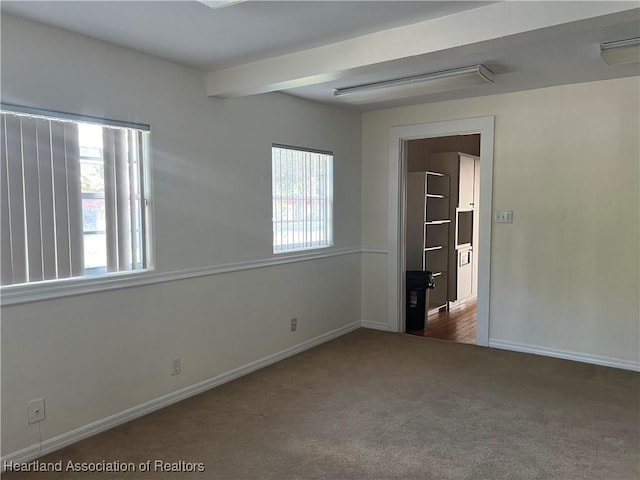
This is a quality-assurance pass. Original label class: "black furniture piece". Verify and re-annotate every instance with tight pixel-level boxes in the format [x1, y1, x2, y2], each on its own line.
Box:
[406, 271, 435, 332]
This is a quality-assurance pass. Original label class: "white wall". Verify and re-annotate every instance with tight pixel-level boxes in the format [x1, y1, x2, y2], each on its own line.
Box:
[362, 77, 640, 366]
[0, 15, 362, 456]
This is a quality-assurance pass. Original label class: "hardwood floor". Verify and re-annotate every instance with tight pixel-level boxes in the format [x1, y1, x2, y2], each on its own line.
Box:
[408, 298, 477, 344]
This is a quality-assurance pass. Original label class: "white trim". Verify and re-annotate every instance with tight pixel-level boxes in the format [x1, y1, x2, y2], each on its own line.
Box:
[361, 247, 388, 254]
[388, 116, 494, 346]
[489, 339, 640, 372]
[1, 247, 361, 306]
[1, 321, 361, 466]
[361, 319, 393, 331]
[448, 296, 477, 311]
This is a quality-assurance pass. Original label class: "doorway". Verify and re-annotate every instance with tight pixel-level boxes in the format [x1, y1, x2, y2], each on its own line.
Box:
[386, 117, 494, 346]
[404, 135, 480, 344]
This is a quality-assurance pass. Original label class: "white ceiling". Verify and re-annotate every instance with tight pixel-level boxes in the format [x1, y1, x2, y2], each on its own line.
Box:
[2, 1, 639, 111]
[0, 1, 491, 70]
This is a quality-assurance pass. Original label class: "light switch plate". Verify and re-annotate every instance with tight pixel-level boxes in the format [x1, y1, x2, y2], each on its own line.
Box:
[494, 210, 513, 223]
[171, 357, 181, 376]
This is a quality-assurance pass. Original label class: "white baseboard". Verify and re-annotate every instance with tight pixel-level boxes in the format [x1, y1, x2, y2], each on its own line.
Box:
[489, 339, 640, 372]
[448, 296, 477, 311]
[361, 320, 393, 332]
[2, 321, 361, 466]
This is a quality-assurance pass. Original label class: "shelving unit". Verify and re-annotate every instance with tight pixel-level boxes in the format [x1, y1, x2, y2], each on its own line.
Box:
[406, 171, 451, 313]
[424, 172, 450, 311]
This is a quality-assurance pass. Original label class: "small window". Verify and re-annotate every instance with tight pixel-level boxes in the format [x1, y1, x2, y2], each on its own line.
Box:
[0, 106, 152, 286]
[272, 144, 333, 253]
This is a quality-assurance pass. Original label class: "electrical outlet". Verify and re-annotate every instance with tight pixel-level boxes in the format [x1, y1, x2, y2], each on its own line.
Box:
[171, 357, 181, 376]
[290, 318, 297, 332]
[28, 398, 45, 424]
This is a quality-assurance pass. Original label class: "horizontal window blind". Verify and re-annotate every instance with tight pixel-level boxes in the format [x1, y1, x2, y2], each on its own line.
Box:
[272, 145, 333, 253]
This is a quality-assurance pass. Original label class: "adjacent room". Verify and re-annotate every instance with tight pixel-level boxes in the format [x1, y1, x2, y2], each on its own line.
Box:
[405, 134, 481, 344]
[1, 1, 639, 479]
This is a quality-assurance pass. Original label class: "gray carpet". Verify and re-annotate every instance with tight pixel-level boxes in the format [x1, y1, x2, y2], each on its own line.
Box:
[4, 329, 639, 479]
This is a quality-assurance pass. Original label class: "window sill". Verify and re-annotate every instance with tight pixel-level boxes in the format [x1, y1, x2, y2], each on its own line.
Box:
[0, 269, 155, 307]
[273, 244, 333, 255]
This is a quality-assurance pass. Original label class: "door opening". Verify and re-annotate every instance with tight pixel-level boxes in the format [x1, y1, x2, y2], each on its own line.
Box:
[386, 117, 494, 347]
[405, 136, 480, 344]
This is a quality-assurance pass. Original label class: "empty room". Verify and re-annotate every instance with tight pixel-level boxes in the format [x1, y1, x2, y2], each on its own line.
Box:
[1, 1, 639, 479]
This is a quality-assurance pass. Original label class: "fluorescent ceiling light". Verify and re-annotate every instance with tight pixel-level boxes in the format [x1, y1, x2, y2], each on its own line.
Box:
[196, 0, 246, 9]
[333, 65, 494, 105]
[600, 37, 640, 66]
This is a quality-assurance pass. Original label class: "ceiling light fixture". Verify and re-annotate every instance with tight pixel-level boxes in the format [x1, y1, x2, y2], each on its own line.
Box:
[600, 37, 640, 66]
[196, 0, 246, 9]
[333, 65, 494, 105]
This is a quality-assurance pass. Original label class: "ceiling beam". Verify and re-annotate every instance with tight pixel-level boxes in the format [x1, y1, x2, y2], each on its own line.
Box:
[206, 1, 638, 98]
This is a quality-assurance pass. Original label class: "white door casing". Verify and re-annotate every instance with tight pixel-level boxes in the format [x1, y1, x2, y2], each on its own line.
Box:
[387, 116, 495, 346]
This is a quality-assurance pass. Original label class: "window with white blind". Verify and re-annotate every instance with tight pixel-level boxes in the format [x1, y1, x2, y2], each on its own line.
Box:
[0, 105, 152, 287]
[272, 144, 333, 253]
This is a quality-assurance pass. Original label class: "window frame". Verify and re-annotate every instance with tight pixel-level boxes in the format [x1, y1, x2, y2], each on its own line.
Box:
[271, 143, 334, 254]
[0, 104, 155, 301]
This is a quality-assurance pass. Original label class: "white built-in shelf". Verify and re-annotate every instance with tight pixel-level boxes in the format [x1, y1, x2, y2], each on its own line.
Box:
[408, 169, 451, 312]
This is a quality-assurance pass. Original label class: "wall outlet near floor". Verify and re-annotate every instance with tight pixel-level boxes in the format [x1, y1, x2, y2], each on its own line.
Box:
[28, 398, 45, 424]
[171, 357, 181, 376]
[290, 318, 297, 332]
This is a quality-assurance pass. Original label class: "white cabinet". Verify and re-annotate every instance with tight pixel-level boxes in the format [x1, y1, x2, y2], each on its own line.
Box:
[458, 154, 475, 209]
[471, 157, 480, 296]
[456, 154, 479, 302]
[457, 247, 473, 300]
[454, 154, 479, 302]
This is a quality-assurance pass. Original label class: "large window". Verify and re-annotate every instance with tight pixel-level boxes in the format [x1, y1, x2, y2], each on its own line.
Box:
[272, 144, 333, 253]
[0, 106, 151, 287]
